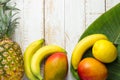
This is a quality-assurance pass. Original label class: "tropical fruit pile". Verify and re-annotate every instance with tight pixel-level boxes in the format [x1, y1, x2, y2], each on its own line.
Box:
[71, 3, 120, 80]
[71, 34, 117, 80]
[0, 0, 120, 80]
[24, 39, 68, 80]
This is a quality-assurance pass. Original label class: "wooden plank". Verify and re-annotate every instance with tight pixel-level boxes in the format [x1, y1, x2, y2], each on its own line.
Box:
[65, 0, 86, 80]
[45, 0, 65, 47]
[11, 0, 24, 51]
[85, 0, 105, 27]
[19, 0, 44, 80]
[23, 0, 44, 51]
[106, 0, 120, 11]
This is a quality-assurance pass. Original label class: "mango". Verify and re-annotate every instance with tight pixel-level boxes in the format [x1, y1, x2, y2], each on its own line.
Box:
[77, 57, 108, 80]
[44, 52, 68, 80]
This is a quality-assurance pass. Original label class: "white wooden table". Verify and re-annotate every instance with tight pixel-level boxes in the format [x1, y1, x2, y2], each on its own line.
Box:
[12, 0, 120, 80]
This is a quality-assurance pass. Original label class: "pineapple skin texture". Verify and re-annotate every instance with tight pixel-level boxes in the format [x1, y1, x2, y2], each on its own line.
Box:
[0, 38, 24, 80]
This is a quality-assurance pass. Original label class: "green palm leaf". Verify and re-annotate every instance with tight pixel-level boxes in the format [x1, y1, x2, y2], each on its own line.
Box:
[71, 3, 120, 80]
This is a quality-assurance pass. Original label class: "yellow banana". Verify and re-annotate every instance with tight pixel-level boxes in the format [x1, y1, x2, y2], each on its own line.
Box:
[71, 34, 108, 70]
[24, 39, 44, 80]
[31, 45, 66, 80]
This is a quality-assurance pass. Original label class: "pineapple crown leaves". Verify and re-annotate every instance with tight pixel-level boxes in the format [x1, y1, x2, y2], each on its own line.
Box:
[0, 0, 10, 5]
[0, 3, 19, 39]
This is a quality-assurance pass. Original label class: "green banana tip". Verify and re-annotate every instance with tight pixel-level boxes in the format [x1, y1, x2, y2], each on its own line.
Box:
[38, 76, 43, 80]
[39, 38, 45, 42]
[70, 64, 80, 80]
[62, 50, 67, 54]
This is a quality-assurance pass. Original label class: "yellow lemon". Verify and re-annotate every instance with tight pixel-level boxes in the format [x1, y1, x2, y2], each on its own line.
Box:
[92, 39, 117, 63]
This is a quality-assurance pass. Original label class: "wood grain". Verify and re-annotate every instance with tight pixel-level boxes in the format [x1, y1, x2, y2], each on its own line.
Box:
[23, 0, 44, 51]
[13, 0, 24, 51]
[85, 0, 105, 27]
[106, 0, 120, 10]
[65, 0, 86, 80]
[45, 0, 65, 47]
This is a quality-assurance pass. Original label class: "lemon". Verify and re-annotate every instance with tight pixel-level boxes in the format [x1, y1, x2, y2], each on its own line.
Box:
[92, 39, 117, 63]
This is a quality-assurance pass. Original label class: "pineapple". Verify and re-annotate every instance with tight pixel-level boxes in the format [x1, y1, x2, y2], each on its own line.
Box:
[0, 0, 24, 80]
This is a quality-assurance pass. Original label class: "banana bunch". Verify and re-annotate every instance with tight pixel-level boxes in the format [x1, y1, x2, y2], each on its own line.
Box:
[24, 39, 66, 80]
[71, 34, 108, 79]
